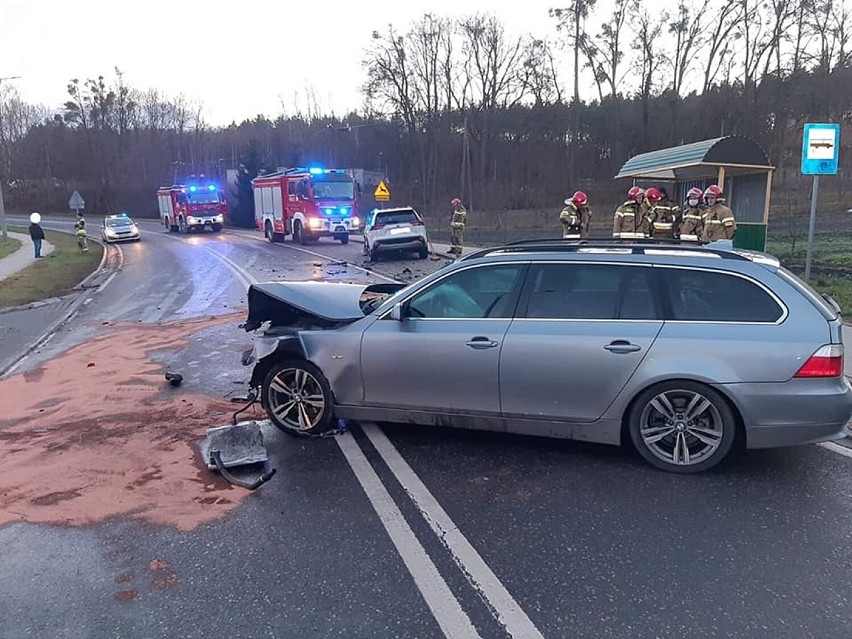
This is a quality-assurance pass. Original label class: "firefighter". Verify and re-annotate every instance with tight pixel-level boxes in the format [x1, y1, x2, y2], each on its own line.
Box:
[701, 184, 736, 242]
[559, 191, 592, 239]
[644, 187, 678, 239]
[449, 197, 467, 255]
[73, 211, 89, 253]
[612, 186, 650, 238]
[678, 187, 705, 241]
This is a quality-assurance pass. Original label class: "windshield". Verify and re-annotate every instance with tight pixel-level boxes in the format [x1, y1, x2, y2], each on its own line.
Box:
[106, 217, 134, 227]
[310, 179, 354, 200]
[188, 191, 222, 204]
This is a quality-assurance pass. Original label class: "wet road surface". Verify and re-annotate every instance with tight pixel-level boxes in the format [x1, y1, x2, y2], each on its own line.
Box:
[1, 219, 852, 638]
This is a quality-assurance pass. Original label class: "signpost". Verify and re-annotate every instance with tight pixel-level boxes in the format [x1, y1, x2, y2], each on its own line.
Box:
[373, 180, 390, 202]
[801, 123, 840, 280]
[69, 190, 86, 217]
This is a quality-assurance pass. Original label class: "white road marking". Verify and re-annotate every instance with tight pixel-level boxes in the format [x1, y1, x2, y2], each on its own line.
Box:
[817, 441, 852, 460]
[361, 423, 545, 639]
[96, 244, 124, 293]
[335, 431, 482, 639]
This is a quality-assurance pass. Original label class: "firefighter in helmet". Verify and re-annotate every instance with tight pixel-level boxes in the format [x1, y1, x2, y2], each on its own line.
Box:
[645, 187, 677, 239]
[449, 197, 467, 255]
[678, 187, 705, 241]
[559, 191, 592, 239]
[701, 185, 736, 242]
[613, 186, 650, 239]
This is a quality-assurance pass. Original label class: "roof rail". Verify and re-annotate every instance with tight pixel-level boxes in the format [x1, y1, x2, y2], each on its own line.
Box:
[460, 238, 751, 262]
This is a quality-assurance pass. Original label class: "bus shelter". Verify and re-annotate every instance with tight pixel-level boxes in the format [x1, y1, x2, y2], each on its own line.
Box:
[615, 136, 774, 251]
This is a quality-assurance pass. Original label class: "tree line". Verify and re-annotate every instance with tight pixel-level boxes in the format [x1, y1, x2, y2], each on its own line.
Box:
[0, 0, 850, 223]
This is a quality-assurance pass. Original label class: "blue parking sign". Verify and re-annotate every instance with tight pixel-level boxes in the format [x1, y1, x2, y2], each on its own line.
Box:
[801, 123, 840, 175]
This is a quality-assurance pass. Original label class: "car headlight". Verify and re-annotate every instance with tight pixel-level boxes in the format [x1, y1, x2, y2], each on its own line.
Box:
[351, 217, 360, 226]
[105, 229, 117, 236]
[309, 218, 323, 229]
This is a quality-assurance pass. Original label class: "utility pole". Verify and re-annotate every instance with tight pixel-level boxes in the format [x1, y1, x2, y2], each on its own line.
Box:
[0, 75, 22, 239]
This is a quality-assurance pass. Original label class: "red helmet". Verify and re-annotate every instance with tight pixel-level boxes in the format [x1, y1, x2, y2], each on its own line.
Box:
[571, 191, 587, 206]
[451, 198, 462, 206]
[627, 186, 645, 201]
[703, 185, 723, 200]
[686, 187, 703, 200]
[644, 187, 662, 203]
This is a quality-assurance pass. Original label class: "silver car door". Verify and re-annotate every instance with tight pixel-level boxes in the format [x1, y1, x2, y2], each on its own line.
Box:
[500, 262, 663, 423]
[360, 263, 528, 414]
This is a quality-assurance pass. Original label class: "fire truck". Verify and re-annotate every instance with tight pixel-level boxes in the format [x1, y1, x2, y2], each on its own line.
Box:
[158, 180, 227, 233]
[252, 167, 361, 245]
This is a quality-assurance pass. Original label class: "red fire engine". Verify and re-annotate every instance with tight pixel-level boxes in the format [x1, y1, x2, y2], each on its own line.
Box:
[158, 181, 227, 233]
[252, 167, 361, 245]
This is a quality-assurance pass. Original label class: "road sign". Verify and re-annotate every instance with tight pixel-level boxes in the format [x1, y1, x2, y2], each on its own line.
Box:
[374, 180, 390, 202]
[68, 190, 86, 211]
[801, 123, 840, 175]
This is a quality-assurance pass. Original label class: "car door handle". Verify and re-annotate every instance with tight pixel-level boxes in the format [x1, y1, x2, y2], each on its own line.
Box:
[604, 340, 642, 354]
[466, 336, 499, 349]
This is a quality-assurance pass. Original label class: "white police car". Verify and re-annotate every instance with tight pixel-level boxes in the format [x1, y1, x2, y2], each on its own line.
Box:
[101, 213, 141, 243]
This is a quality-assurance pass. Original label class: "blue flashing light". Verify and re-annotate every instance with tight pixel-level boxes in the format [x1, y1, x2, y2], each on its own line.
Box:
[309, 166, 324, 175]
[339, 207, 349, 216]
[324, 208, 334, 216]
[207, 184, 216, 191]
[189, 185, 198, 192]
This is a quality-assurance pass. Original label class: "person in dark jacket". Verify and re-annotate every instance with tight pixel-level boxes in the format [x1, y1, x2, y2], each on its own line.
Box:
[28, 212, 45, 258]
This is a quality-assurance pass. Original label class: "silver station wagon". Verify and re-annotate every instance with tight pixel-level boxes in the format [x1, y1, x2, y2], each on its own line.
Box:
[242, 240, 852, 473]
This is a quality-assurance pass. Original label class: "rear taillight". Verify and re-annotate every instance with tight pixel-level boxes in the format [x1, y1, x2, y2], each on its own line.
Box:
[413, 219, 424, 226]
[373, 223, 385, 229]
[795, 344, 844, 378]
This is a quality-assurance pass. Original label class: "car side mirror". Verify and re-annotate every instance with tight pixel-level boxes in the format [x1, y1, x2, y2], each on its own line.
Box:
[390, 303, 404, 321]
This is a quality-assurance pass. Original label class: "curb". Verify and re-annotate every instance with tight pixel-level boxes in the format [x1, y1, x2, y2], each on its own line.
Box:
[0, 233, 110, 316]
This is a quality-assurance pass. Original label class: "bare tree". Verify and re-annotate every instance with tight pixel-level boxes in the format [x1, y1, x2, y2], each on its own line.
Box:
[458, 14, 527, 110]
[631, 0, 669, 146]
[519, 38, 563, 106]
[668, 0, 707, 97]
[701, 0, 742, 92]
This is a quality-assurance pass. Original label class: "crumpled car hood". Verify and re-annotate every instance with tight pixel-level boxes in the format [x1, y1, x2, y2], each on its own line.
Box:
[243, 281, 404, 332]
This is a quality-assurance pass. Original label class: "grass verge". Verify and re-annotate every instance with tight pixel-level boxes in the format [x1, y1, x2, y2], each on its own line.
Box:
[0, 235, 22, 260]
[0, 226, 103, 309]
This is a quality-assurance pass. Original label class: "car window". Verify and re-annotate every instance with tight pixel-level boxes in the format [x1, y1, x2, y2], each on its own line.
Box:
[407, 265, 524, 319]
[662, 268, 783, 322]
[374, 210, 420, 227]
[521, 263, 657, 320]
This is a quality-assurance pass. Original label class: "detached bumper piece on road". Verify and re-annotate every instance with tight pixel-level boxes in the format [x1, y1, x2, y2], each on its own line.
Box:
[200, 420, 277, 490]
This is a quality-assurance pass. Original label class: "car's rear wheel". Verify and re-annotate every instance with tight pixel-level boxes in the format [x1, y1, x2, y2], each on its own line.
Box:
[338, 234, 349, 245]
[265, 220, 275, 243]
[370, 247, 380, 262]
[418, 246, 429, 259]
[628, 381, 736, 474]
[262, 360, 334, 436]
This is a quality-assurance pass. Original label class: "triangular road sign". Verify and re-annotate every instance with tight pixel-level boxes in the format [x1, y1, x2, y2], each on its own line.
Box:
[68, 190, 86, 210]
[373, 180, 391, 201]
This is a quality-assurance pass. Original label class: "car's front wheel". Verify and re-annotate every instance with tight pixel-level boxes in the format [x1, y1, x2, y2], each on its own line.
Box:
[628, 381, 737, 474]
[262, 360, 334, 436]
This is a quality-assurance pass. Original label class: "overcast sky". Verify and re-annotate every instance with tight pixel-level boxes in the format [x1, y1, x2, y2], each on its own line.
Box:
[1, 0, 567, 126]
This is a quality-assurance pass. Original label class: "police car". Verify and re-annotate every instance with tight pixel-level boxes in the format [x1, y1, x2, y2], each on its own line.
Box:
[101, 213, 141, 243]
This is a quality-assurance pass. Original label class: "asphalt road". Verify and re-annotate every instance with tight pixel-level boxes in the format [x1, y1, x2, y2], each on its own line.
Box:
[2, 218, 852, 639]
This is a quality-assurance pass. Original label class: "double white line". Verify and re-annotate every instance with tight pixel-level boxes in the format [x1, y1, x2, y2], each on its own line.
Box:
[341, 424, 545, 639]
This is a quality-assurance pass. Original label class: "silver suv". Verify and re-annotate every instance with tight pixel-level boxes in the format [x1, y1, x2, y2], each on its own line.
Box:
[242, 240, 852, 473]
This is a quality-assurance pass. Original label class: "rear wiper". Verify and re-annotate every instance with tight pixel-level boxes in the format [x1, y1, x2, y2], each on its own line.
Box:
[821, 293, 843, 316]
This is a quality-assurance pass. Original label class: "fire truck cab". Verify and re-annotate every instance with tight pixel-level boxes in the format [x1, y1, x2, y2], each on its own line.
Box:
[253, 167, 361, 245]
[158, 182, 226, 234]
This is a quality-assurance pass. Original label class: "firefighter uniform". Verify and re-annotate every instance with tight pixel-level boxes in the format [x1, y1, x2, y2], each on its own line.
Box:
[74, 213, 89, 253]
[678, 207, 705, 242]
[449, 205, 467, 254]
[701, 203, 736, 242]
[559, 202, 592, 239]
[612, 201, 650, 238]
[648, 202, 678, 239]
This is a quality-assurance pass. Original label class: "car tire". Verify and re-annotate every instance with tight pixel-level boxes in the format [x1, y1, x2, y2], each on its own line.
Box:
[628, 380, 737, 474]
[339, 234, 349, 245]
[293, 221, 304, 245]
[212, 223, 223, 232]
[179, 217, 188, 233]
[265, 221, 275, 243]
[370, 248, 380, 262]
[418, 246, 429, 259]
[262, 359, 335, 437]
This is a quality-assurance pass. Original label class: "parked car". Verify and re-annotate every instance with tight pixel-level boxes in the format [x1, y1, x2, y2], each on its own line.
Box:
[101, 213, 141, 243]
[363, 207, 429, 261]
[241, 239, 852, 473]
